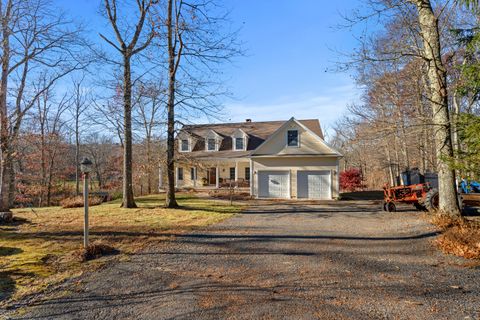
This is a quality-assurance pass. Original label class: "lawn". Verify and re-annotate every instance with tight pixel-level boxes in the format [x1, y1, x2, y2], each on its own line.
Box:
[0, 193, 241, 305]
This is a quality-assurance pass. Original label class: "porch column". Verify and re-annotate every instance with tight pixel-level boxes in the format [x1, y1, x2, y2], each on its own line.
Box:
[193, 166, 197, 188]
[234, 161, 238, 184]
[175, 166, 178, 188]
[249, 159, 253, 195]
[215, 165, 220, 188]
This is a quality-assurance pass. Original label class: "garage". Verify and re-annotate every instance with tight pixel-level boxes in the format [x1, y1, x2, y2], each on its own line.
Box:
[258, 171, 290, 198]
[297, 170, 331, 199]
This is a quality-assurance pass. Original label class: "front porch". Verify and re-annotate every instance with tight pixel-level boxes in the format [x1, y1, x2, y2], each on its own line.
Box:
[167, 159, 252, 192]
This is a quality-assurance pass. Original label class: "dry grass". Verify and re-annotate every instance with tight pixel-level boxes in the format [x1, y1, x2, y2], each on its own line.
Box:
[0, 193, 240, 305]
[60, 196, 104, 208]
[429, 213, 480, 260]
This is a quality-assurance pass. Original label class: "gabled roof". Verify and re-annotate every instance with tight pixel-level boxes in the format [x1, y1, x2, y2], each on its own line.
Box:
[251, 117, 342, 157]
[176, 118, 332, 160]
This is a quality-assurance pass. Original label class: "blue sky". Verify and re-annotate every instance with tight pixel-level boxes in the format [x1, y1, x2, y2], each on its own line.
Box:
[56, 0, 362, 138]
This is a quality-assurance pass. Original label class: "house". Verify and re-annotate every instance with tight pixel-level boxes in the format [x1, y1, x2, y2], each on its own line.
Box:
[168, 117, 342, 200]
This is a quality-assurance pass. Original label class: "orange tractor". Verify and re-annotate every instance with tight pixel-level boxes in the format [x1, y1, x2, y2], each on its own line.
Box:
[383, 183, 439, 212]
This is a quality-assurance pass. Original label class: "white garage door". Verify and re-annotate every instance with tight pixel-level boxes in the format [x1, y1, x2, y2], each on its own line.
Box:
[258, 171, 290, 199]
[297, 171, 331, 199]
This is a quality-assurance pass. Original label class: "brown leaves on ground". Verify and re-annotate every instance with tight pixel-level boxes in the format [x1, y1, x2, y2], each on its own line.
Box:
[430, 213, 480, 260]
[60, 196, 104, 208]
[72, 242, 119, 262]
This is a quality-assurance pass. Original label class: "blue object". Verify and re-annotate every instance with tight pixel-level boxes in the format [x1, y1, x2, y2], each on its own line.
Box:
[459, 179, 480, 194]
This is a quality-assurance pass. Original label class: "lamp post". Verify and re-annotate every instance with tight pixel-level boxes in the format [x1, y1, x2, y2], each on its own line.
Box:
[80, 157, 93, 248]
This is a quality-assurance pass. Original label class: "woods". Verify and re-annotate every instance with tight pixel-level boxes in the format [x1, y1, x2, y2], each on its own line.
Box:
[0, 0, 238, 214]
[332, 0, 480, 215]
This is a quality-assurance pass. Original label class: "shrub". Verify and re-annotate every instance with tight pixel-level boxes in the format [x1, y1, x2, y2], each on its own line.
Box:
[110, 191, 123, 201]
[60, 196, 104, 208]
[340, 168, 364, 192]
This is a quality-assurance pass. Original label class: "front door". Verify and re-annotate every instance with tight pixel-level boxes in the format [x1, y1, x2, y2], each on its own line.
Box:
[208, 168, 216, 185]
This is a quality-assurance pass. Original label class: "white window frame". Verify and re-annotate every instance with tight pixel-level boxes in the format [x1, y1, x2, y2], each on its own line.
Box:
[180, 139, 190, 152]
[286, 129, 300, 148]
[207, 138, 217, 151]
[234, 137, 245, 151]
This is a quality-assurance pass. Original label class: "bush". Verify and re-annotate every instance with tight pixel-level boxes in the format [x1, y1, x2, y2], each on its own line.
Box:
[60, 196, 104, 208]
[340, 168, 365, 192]
[110, 191, 123, 201]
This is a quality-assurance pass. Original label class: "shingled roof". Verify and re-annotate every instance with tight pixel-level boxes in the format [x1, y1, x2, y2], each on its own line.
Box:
[177, 119, 324, 160]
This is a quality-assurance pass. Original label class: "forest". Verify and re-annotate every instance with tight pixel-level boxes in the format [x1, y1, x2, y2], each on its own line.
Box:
[331, 0, 480, 205]
[0, 0, 240, 211]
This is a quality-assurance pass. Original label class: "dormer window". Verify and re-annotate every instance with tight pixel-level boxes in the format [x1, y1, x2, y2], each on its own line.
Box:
[287, 130, 299, 147]
[232, 128, 248, 151]
[207, 138, 216, 151]
[180, 139, 189, 152]
[235, 137, 244, 150]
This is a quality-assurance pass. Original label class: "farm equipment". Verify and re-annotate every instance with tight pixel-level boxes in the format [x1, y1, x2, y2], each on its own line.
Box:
[383, 183, 438, 212]
[458, 179, 480, 210]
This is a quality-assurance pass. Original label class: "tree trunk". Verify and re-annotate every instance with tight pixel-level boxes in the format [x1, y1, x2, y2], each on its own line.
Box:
[165, 0, 178, 208]
[75, 117, 80, 195]
[0, 0, 12, 213]
[7, 153, 14, 207]
[122, 56, 137, 208]
[146, 138, 152, 194]
[414, 0, 460, 215]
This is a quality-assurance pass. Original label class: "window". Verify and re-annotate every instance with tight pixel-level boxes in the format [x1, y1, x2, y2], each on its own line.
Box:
[229, 167, 235, 180]
[245, 167, 250, 181]
[178, 167, 184, 180]
[181, 139, 189, 152]
[207, 138, 216, 151]
[235, 137, 244, 150]
[190, 167, 195, 180]
[287, 130, 299, 147]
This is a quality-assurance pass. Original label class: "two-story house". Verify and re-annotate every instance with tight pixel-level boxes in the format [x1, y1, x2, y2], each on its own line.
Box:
[168, 117, 342, 200]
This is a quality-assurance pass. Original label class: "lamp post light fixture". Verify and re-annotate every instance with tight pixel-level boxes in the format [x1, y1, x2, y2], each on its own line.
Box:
[80, 157, 93, 248]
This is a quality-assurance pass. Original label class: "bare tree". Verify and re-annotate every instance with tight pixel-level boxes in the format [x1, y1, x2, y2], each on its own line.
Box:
[68, 76, 90, 195]
[99, 0, 158, 208]
[409, 0, 460, 215]
[162, 0, 241, 208]
[133, 81, 166, 194]
[0, 0, 87, 214]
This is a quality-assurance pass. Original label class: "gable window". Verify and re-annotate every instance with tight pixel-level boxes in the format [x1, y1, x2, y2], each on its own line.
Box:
[207, 138, 216, 151]
[287, 130, 299, 147]
[229, 167, 235, 180]
[235, 137, 244, 150]
[181, 139, 189, 152]
[245, 167, 250, 181]
[177, 167, 184, 180]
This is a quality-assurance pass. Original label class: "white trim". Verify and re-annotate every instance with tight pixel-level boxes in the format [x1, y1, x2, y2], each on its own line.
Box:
[231, 128, 248, 151]
[233, 136, 246, 151]
[249, 158, 253, 195]
[206, 138, 218, 152]
[286, 129, 300, 148]
[179, 138, 191, 152]
[234, 161, 238, 182]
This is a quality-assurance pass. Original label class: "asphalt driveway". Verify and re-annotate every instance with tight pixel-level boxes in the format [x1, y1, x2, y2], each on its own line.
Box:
[5, 201, 480, 320]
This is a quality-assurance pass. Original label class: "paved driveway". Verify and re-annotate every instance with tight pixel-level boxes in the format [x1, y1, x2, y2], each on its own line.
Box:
[6, 201, 480, 319]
